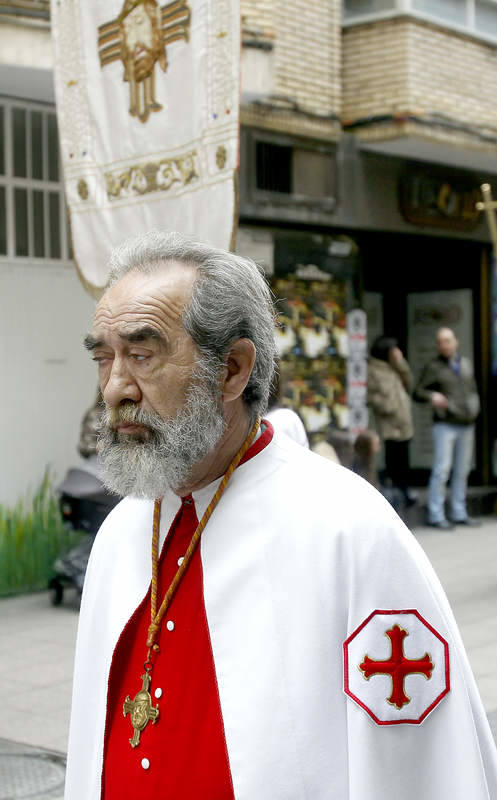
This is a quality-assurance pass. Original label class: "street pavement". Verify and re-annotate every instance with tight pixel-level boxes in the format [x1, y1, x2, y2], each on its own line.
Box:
[0, 590, 78, 755]
[0, 516, 496, 797]
[416, 516, 497, 716]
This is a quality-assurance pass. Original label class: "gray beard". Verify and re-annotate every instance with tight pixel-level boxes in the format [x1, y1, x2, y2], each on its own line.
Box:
[97, 367, 226, 499]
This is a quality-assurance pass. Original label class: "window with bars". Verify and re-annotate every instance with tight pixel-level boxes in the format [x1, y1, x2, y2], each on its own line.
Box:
[343, 0, 497, 41]
[0, 98, 70, 261]
[0, 1, 50, 21]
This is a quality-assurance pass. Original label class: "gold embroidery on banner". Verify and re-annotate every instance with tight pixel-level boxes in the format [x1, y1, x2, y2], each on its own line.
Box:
[77, 179, 89, 200]
[216, 145, 227, 170]
[97, 0, 191, 124]
[104, 149, 199, 200]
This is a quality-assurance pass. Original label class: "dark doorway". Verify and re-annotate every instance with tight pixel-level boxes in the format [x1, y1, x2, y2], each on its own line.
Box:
[358, 230, 488, 485]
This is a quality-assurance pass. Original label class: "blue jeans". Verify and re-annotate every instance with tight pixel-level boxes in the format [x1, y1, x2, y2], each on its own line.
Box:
[427, 423, 475, 523]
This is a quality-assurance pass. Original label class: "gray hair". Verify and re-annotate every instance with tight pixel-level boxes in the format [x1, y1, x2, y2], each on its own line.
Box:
[107, 231, 277, 422]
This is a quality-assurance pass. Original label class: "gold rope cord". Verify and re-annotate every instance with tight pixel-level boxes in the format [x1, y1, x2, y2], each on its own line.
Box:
[146, 415, 261, 651]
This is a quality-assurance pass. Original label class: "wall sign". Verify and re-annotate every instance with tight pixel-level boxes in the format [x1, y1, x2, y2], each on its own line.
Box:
[400, 173, 480, 231]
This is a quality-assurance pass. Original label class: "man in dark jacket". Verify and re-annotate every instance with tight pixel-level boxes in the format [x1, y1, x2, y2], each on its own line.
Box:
[414, 327, 480, 529]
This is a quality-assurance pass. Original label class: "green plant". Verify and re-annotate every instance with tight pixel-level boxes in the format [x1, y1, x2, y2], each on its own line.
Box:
[0, 468, 84, 597]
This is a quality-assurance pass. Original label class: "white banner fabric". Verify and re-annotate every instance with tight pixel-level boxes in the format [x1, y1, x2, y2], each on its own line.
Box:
[51, 0, 240, 289]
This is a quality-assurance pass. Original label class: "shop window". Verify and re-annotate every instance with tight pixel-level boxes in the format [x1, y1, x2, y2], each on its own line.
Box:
[343, 0, 497, 43]
[344, 0, 396, 20]
[243, 129, 336, 224]
[411, 0, 467, 25]
[475, 0, 497, 37]
[255, 140, 335, 200]
[0, 98, 70, 261]
[256, 142, 292, 193]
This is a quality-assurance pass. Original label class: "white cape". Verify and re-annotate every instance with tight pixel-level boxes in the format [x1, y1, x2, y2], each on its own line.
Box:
[65, 431, 497, 799]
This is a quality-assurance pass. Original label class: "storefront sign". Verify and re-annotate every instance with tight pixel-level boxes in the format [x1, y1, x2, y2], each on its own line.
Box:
[400, 174, 480, 231]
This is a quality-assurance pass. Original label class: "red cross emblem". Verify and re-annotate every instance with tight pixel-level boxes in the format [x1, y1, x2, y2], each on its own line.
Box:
[359, 624, 434, 710]
[344, 610, 450, 725]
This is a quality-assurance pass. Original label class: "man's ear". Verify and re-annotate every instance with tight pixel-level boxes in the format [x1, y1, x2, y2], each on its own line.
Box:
[222, 339, 256, 404]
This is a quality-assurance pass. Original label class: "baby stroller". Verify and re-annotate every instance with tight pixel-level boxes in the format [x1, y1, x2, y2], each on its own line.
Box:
[48, 467, 119, 605]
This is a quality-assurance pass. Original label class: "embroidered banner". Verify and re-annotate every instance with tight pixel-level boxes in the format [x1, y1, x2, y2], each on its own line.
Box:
[51, 0, 240, 290]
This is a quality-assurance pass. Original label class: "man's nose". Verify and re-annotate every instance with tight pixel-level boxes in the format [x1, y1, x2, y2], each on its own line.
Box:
[102, 359, 141, 407]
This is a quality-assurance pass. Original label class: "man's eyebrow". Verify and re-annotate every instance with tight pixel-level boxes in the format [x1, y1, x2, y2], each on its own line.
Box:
[83, 327, 167, 351]
[83, 334, 101, 351]
[119, 326, 167, 345]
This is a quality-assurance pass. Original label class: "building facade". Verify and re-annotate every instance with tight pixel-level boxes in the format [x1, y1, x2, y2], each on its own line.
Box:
[239, 0, 497, 484]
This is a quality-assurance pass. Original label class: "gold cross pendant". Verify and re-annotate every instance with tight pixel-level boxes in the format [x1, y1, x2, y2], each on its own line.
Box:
[123, 672, 159, 748]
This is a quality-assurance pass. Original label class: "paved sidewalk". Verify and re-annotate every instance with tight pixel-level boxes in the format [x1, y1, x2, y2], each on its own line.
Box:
[0, 516, 496, 798]
[0, 739, 66, 800]
[416, 515, 497, 713]
[0, 590, 79, 754]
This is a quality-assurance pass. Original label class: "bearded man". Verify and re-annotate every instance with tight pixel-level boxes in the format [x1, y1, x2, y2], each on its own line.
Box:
[65, 232, 497, 799]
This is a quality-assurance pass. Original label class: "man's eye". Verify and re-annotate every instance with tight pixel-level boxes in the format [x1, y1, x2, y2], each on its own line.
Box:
[92, 356, 110, 364]
[132, 354, 149, 362]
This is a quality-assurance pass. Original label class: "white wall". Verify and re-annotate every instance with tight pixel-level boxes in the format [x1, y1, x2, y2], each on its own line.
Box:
[0, 261, 97, 506]
[0, 23, 53, 70]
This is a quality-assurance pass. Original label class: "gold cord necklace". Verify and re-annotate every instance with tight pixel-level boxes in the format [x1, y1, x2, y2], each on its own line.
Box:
[123, 416, 261, 748]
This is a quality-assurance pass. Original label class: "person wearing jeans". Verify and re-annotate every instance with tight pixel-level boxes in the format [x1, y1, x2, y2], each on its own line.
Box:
[428, 421, 475, 525]
[414, 327, 480, 529]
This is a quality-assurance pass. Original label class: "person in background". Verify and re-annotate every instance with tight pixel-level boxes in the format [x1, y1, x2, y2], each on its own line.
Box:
[326, 429, 355, 468]
[414, 327, 480, 529]
[351, 430, 381, 487]
[311, 434, 341, 464]
[265, 366, 309, 448]
[368, 336, 416, 508]
[352, 429, 403, 512]
[78, 388, 105, 467]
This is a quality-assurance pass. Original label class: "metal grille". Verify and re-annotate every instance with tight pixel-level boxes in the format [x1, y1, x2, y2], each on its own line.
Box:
[0, 97, 71, 262]
[0, 1, 50, 20]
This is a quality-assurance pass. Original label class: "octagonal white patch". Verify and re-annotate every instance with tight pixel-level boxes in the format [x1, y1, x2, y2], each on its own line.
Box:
[344, 609, 450, 725]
